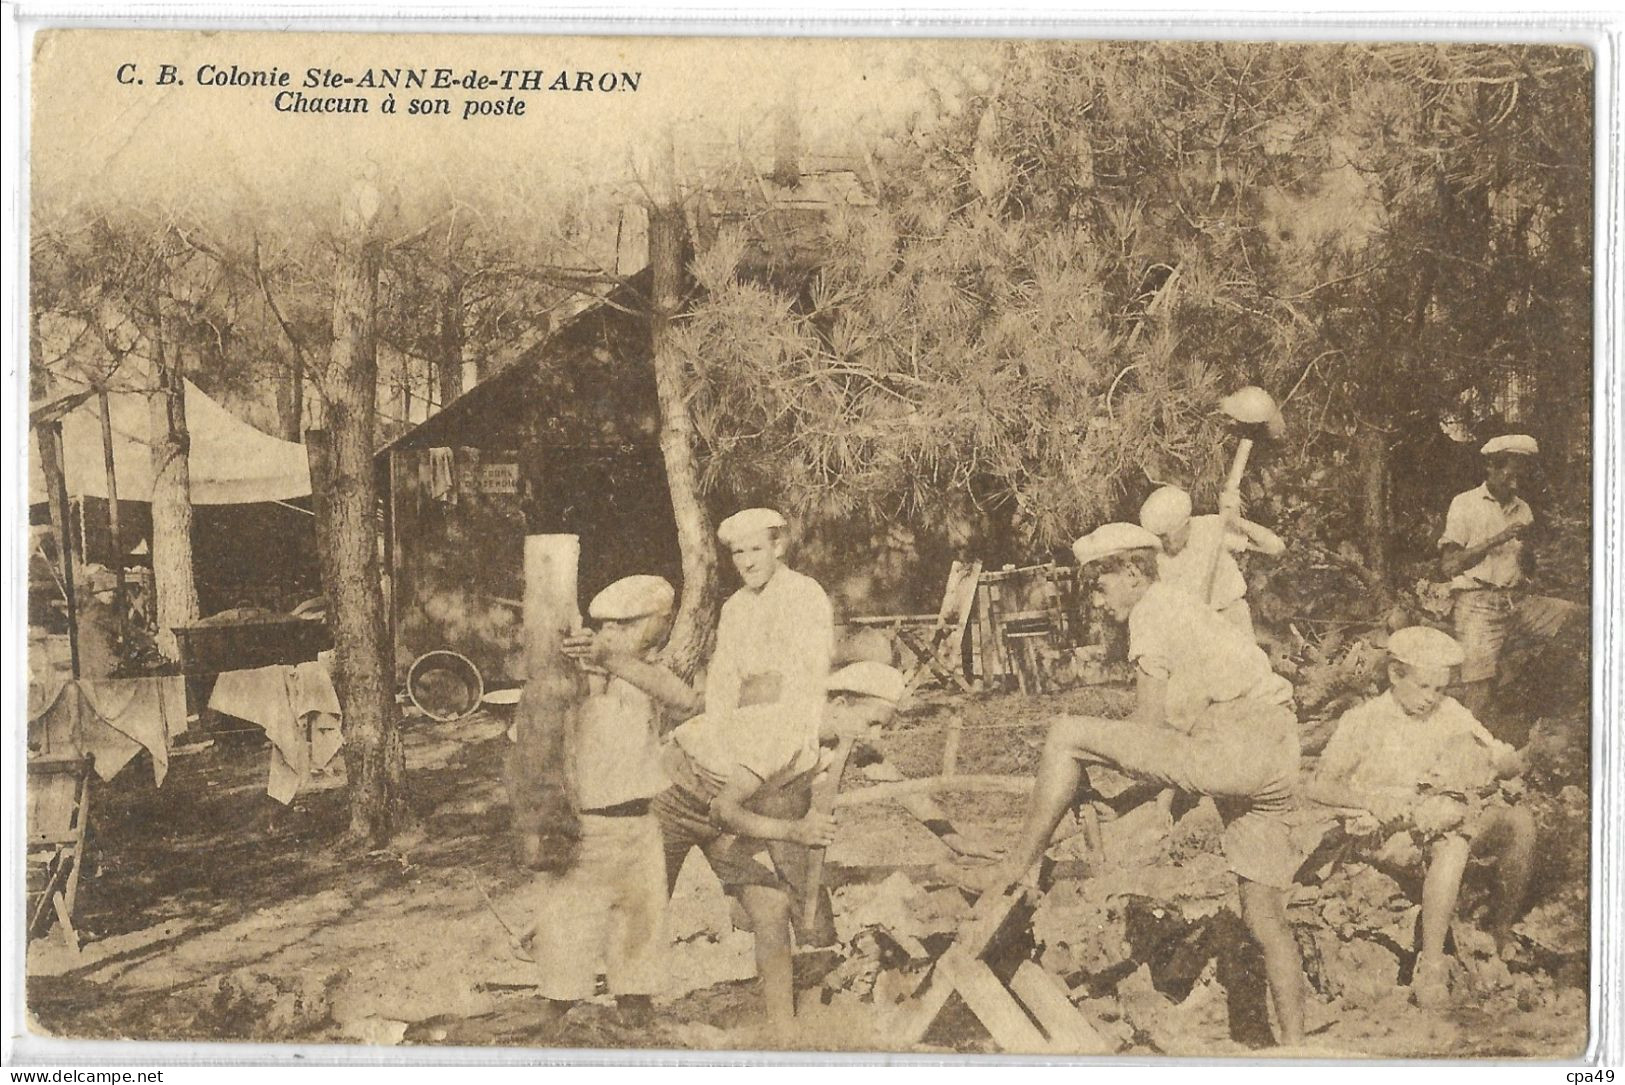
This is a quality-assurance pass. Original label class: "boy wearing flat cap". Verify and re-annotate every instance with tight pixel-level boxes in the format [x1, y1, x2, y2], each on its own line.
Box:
[652, 660, 970, 1031]
[649, 664, 890, 1032]
[527, 575, 676, 1026]
[830, 660, 1001, 861]
[1439, 435, 1584, 719]
[1308, 626, 1533, 1009]
[1139, 485, 1285, 639]
[983, 522, 1306, 1046]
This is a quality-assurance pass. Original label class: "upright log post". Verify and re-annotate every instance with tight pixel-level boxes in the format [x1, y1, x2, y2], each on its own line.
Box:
[506, 534, 586, 873]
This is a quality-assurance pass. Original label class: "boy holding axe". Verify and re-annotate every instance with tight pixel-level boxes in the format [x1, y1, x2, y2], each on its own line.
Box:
[982, 522, 1307, 1046]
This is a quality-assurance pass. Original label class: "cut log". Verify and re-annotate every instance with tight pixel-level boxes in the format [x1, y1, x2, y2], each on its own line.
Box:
[505, 534, 585, 873]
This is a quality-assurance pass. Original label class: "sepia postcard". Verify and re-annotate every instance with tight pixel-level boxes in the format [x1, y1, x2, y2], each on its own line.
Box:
[13, 25, 1599, 1062]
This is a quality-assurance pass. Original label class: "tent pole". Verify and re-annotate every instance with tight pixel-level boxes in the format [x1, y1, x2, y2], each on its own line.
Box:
[97, 389, 128, 647]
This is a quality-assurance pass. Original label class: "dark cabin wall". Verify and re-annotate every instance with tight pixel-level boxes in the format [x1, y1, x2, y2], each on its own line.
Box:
[390, 444, 681, 685]
[385, 274, 682, 685]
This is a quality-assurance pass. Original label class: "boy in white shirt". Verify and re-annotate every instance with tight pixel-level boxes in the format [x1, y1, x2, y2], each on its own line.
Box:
[525, 575, 675, 1026]
[1308, 626, 1533, 1009]
[1438, 435, 1583, 717]
[1139, 484, 1285, 639]
[983, 523, 1306, 1046]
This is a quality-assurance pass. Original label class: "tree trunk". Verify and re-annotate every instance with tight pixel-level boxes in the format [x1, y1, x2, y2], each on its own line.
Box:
[280, 349, 305, 443]
[436, 269, 464, 408]
[97, 390, 127, 644]
[315, 177, 409, 843]
[147, 304, 199, 660]
[505, 534, 585, 872]
[648, 199, 720, 680]
[1357, 428, 1390, 587]
[37, 422, 82, 678]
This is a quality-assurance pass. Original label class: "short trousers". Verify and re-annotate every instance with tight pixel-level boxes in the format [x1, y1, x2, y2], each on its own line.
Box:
[1452, 589, 1583, 683]
[652, 780, 813, 898]
[524, 812, 666, 1001]
[1079, 698, 1301, 889]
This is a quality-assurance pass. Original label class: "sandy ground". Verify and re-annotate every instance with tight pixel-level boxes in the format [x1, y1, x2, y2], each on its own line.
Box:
[25, 683, 1589, 1058]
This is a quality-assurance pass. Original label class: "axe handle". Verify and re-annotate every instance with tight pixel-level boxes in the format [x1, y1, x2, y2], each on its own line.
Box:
[802, 734, 856, 930]
[1223, 437, 1254, 495]
[1202, 437, 1254, 603]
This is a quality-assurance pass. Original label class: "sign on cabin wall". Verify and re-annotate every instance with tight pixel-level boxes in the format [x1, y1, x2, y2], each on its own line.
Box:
[479, 462, 519, 494]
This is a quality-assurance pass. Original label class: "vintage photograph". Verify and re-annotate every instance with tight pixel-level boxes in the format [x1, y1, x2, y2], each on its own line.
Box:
[18, 29, 1594, 1058]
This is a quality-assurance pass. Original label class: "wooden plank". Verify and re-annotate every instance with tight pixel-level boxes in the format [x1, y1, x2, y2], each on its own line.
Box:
[63, 771, 91, 916]
[1009, 961, 1112, 1054]
[892, 886, 1032, 1045]
[51, 891, 79, 954]
[937, 951, 1047, 1052]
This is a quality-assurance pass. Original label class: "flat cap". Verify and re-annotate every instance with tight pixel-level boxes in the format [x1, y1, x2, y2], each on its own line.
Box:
[717, 507, 786, 545]
[1139, 486, 1193, 536]
[828, 661, 906, 704]
[1388, 626, 1466, 670]
[1481, 434, 1539, 457]
[588, 575, 675, 621]
[1072, 523, 1162, 567]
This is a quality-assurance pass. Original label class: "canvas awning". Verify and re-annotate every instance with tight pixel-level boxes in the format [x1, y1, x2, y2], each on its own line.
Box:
[29, 379, 311, 506]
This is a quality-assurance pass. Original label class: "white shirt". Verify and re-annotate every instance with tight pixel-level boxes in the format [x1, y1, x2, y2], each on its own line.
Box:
[1438, 482, 1534, 592]
[573, 674, 668, 809]
[706, 565, 834, 751]
[1127, 581, 1292, 731]
[668, 702, 820, 793]
[1158, 515, 1250, 610]
[1316, 690, 1512, 799]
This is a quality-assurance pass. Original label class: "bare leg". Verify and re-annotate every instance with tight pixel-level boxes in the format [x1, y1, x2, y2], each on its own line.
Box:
[1238, 878, 1304, 1045]
[1414, 834, 1472, 1008]
[996, 714, 1265, 887]
[998, 717, 1094, 879]
[1421, 835, 1473, 959]
[739, 884, 795, 1029]
[1472, 807, 1537, 948]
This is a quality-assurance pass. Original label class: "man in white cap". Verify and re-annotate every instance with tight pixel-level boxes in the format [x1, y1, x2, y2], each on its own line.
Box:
[1308, 626, 1533, 1009]
[708, 507, 835, 748]
[528, 574, 677, 1027]
[1139, 484, 1285, 638]
[1438, 435, 1583, 718]
[982, 522, 1306, 1046]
